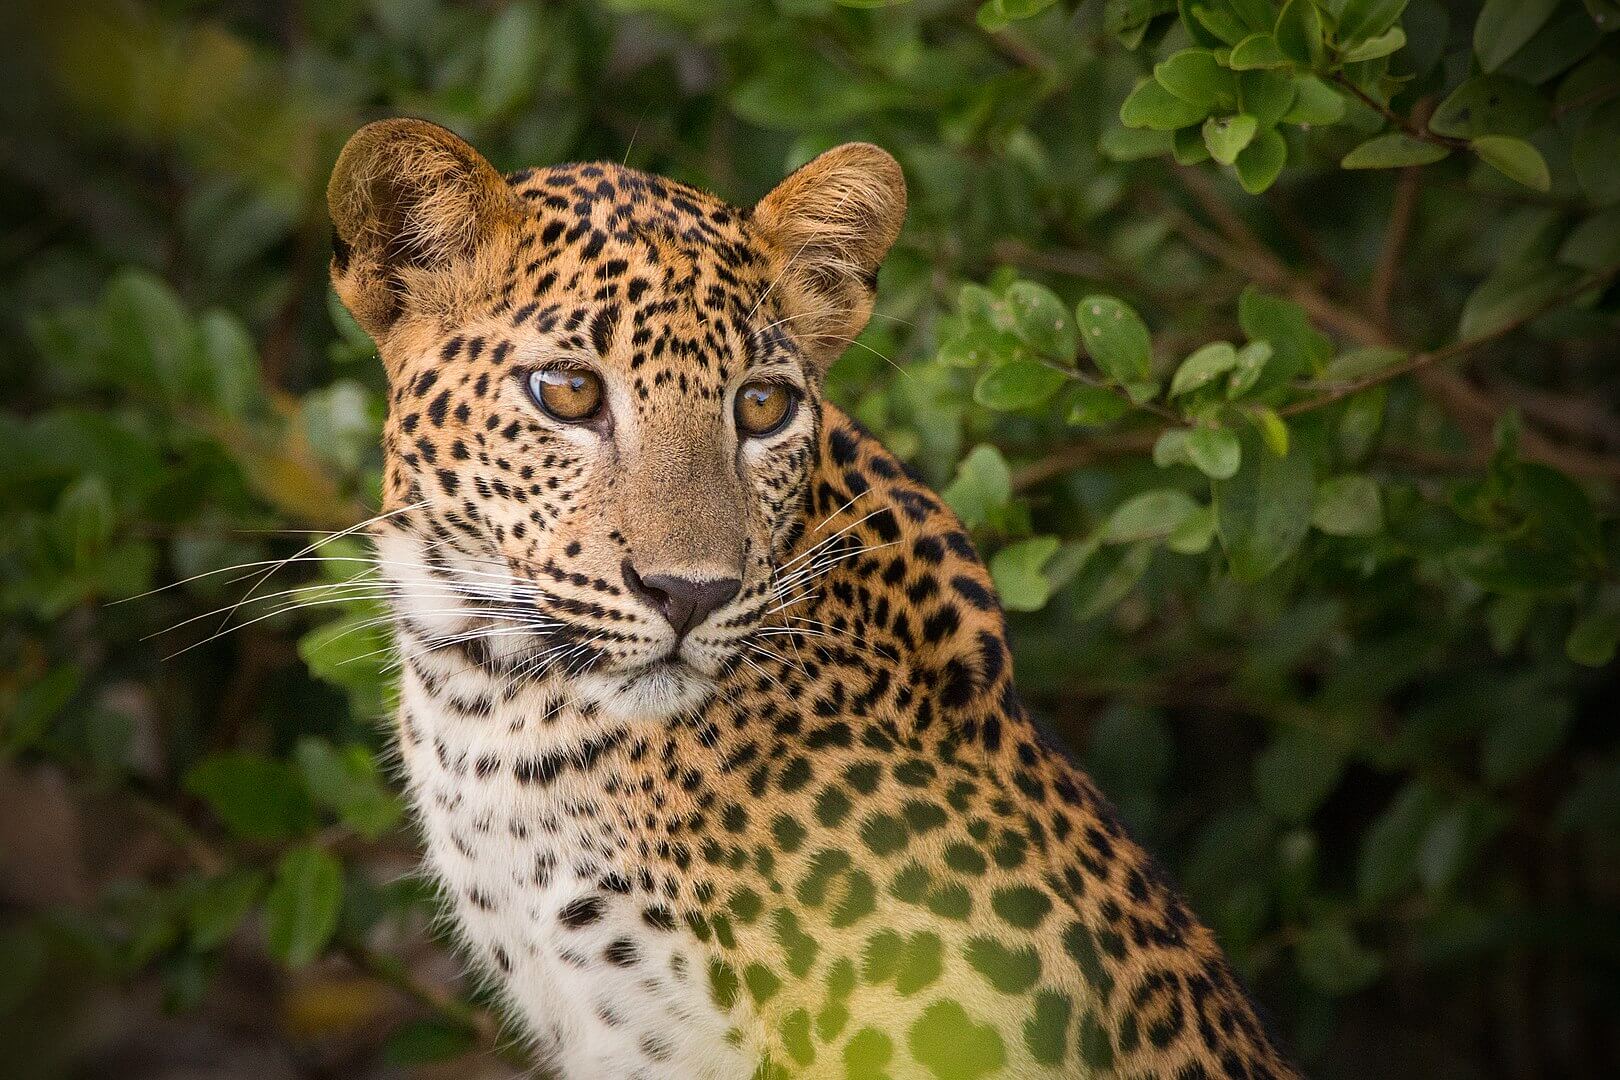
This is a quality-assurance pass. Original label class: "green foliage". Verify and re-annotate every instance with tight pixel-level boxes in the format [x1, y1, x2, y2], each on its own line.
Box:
[2, 2, 1617, 1078]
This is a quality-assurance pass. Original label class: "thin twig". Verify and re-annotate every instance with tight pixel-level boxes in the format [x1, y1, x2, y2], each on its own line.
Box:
[1329, 72, 1467, 149]
[1369, 99, 1433, 330]
[1280, 267, 1620, 417]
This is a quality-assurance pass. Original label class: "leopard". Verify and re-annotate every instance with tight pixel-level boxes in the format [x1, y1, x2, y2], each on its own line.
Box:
[327, 117, 1299, 1080]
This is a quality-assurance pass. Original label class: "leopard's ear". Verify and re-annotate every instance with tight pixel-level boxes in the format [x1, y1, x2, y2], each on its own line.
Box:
[327, 118, 520, 338]
[752, 143, 906, 369]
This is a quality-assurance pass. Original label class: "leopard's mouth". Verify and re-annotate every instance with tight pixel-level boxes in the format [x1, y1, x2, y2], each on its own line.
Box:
[573, 656, 718, 721]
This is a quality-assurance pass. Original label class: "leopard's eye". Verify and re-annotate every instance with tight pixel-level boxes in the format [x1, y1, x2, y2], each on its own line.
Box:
[735, 381, 797, 438]
[527, 367, 603, 423]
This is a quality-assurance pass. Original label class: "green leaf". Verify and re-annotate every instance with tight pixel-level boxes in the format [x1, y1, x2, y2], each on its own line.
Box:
[1359, 782, 1440, 903]
[1251, 405, 1290, 457]
[1174, 124, 1214, 164]
[1566, 608, 1620, 667]
[1227, 341, 1274, 398]
[1067, 385, 1133, 427]
[1124, 379, 1161, 404]
[295, 738, 403, 840]
[1213, 434, 1314, 580]
[1229, 33, 1287, 70]
[942, 445, 1013, 528]
[384, 1019, 480, 1066]
[1430, 76, 1548, 139]
[1481, 695, 1570, 786]
[1239, 70, 1297, 129]
[1004, 281, 1078, 360]
[1154, 49, 1237, 109]
[1076, 296, 1154, 383]
[1341, 25, 1406, 63]
[1186, 427, 1243, 479]
[1099, 489, 1202, 543]
[1185, 0, 1248, 46]
[1237, 287, 1331, 391]
[938, 326, 1010, 368]
[1171, 342, 1239, 396]
[478, 1, 544, 117]
[1235, 129, 1288, 192]
[990, 535, 1061, 612]
[1275, 0, 1326, 70]
[1558, 207, 1620, 269]
[1296, 917, 1384, 996]
[100, 269, 199, 401]
[975, 359, 1068, 410]
[264, 845, 344, 968]
[1316, 345, 1407, 382]
[54, 475, 115, 568]
[1341, 133, 1451, 168]
[1120, 78, 1213, 130]
[1312, 474, 1384, 536]
[1075, 540, 1155, 620]
[196, 310, 259, 416]
[1474, 0, 1561, 73]
[1153, 427, 1193, 469]
[298, 611, 392, 704]
[1203, 114, 1259, 165]
[1254, 728, 1348, 822]
[1104, 0, 1178, 49]
[1166, 504, 1218, 553]
[185, 753, 314, 842]
[1337, 0, 1409, 43]
[187, 870, 266, 952]
[1458, 266, 1580, 339]
[1099, 125, 1177, 161]
[1337, 386, 1388, 463]
[1471, 135, 1551, 191]
[1572, 101, 1620, 203]
[1283, 76, 1346, 125]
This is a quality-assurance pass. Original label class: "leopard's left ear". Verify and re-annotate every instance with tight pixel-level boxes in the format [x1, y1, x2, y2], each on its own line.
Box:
[752, 143, 906, 369]
[327, 118, 521, 340]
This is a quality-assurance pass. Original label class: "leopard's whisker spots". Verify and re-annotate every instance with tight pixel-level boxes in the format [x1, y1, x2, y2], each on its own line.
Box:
[208, 500, 431, 631]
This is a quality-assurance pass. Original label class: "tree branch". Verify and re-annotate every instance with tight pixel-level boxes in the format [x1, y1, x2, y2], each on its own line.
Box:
[1369, 98, 1433, 330]
[1329, 73, 1467, 149]
[1279, 268, 1620, 419]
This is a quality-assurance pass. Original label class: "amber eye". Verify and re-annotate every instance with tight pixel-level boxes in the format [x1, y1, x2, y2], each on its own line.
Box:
[735, 381, 797, 438]
[527, 367, 603, 423]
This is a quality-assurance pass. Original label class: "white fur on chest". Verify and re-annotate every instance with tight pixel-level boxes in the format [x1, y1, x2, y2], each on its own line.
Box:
[397, 658, 752, 1079]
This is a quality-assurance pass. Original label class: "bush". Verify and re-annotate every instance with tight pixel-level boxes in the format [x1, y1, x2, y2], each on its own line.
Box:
[2, 1, 1617, 1077]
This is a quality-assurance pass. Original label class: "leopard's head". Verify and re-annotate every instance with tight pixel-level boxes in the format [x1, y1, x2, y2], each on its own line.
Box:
[328, 119, 904, 718]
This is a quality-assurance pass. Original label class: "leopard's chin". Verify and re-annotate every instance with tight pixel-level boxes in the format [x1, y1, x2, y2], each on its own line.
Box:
[571, 659, 717, 722]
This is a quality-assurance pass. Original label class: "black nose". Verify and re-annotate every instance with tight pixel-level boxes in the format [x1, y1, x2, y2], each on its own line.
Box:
[621, 560, 741, 638]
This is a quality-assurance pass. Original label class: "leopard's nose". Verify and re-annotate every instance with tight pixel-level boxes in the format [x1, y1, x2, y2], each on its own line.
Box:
[621, 560, 741, 638]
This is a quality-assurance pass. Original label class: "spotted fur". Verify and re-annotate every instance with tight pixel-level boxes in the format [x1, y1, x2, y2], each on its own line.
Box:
[330, 119, 1297, 1080]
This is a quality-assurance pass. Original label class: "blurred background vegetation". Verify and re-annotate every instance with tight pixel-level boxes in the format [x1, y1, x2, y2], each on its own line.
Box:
[2, 1, 1618, 1077]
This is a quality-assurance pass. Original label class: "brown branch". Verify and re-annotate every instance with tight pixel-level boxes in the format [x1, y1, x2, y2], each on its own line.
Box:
[1329, 73, 1467, 149]
[1552, 80, 1620, 118]
[1369, 98, 1433, 330]
[1009, 269, 1620, 490]
[1280, 269, 1620, 419]
[1010, 428, 1161, 492]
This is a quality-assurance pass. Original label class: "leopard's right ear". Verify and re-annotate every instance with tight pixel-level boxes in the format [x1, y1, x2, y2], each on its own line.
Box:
[327, 119, 520, 338]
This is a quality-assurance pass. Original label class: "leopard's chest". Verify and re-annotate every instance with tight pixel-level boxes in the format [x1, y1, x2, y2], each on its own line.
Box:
[398, 686, 754, 1079]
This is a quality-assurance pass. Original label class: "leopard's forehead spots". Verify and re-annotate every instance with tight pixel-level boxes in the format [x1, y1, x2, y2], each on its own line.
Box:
[495, 161, 797, 401]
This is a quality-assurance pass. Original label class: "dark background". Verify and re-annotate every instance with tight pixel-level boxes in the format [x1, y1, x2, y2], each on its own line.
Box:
[2, 2, 1617, 1078]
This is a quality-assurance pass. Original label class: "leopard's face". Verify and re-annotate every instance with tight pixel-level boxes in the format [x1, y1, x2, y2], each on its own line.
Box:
[332, 123, 903, 719]
[374, 204, 823, 717]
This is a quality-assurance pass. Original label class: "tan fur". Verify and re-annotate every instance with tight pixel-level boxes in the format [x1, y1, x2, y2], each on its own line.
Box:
[332, 123, 1295, 1080]
[328, 119, 523, 343]
[753, 143, 907, 365]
